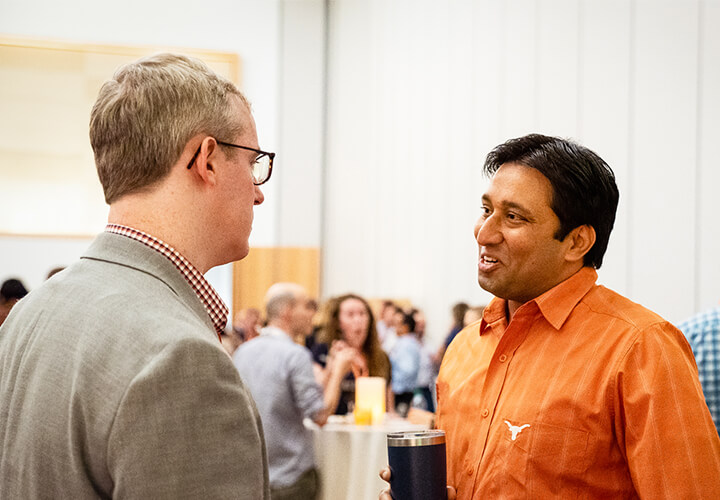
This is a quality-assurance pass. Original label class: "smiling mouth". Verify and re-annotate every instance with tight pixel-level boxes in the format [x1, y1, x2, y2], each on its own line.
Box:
[478, 255, 500, 273]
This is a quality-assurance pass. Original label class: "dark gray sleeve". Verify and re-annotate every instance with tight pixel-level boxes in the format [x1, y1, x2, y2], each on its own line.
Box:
[107, 337, 270, 499]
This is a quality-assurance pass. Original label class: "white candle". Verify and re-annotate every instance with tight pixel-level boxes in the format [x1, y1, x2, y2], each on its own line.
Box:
[355, 376, 386, 425]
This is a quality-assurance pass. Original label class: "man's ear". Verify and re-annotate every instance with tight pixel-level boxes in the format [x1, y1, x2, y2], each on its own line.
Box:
[279, 302, 294, 324]
[192, 137, 219, 185]
[564, 224, 596, 264]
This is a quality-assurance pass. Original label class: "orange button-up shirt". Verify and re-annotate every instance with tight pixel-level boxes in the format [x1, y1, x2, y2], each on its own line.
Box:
[436, 267, 720, 499]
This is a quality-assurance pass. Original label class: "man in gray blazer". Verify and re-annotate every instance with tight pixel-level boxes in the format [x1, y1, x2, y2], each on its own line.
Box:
[0, 53, 273, 498]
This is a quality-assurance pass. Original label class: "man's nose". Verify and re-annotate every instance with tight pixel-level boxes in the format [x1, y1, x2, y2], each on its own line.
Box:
[474, 215, 502, 245]
[254, 186, 265, 205]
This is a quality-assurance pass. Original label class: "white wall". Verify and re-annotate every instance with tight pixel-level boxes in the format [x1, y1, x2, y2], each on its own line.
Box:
[323, 0, 720, 342]
[697, 0, 720, 315]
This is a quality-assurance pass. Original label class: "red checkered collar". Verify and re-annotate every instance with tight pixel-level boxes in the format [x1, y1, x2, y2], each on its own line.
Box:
[105, 224, 228, 341]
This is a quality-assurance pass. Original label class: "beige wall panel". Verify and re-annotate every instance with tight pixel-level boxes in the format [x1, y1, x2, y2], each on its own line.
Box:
[0, 36, 240, 236]
[232, 247, 320, 315]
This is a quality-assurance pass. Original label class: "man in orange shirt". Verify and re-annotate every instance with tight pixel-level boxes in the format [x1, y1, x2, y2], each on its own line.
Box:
[381, 134, 720, 498]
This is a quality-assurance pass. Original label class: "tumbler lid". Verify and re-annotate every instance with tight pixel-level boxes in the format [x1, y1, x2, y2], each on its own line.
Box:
[387, 430, 445, 447]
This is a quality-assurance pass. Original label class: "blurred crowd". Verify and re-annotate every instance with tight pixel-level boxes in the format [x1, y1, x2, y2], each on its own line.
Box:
[219, 286, 486, 418]
[0, 269, 489, 419]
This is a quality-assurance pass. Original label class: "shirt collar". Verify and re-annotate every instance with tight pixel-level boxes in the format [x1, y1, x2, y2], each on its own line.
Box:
[534, 267, 597, 330]
[261, 325, 293, 342]
[105, 224, 229, 340]
[479, 298, 509, 336]
[479, 267, 598, 334]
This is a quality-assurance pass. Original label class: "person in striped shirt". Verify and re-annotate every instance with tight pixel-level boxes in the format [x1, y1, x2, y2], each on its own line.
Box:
[678, 306, 720, 435]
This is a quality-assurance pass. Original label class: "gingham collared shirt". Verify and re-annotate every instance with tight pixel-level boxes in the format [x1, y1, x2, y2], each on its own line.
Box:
[105, 224, 228, 341]
[678, 306, 720, 434]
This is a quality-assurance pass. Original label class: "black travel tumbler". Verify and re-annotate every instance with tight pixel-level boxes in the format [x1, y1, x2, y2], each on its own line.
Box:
[387, 430, 447, 500]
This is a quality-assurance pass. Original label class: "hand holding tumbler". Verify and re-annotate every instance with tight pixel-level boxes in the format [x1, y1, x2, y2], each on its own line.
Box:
[387, 430, 447, 500]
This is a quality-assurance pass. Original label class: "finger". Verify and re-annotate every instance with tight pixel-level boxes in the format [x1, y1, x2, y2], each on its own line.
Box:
[378, 489, 392, 500]
[379, 466, 391, 481]
[447, 486, 457, 500]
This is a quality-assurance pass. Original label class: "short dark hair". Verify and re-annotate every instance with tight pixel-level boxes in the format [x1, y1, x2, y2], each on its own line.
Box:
[401, 312, 416, 334]
[451, 302, 469, 327]
[483, 134, 619, 269]
[1, 278, 28, 302]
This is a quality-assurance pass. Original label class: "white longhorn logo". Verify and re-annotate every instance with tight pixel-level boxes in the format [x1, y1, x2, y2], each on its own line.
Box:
[504, 420, 530, 441]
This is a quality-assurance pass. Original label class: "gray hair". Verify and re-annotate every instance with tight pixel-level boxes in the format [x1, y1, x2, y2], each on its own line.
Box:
[89, 53, 249, 204]
[264, 283, 304, 321]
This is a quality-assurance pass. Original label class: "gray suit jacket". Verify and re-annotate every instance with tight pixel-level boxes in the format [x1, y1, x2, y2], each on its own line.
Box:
[0, 232, 270, 499]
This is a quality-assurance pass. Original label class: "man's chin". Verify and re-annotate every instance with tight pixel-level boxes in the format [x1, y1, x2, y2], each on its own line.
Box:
[220, 243, 250, 266]
[478, 278, 510, 300]
[477, 277, 497, 295]
[235, 245, 250, 262]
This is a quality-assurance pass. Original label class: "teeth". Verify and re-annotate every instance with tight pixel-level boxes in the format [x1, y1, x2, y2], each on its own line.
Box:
[483, 256, 498, 263]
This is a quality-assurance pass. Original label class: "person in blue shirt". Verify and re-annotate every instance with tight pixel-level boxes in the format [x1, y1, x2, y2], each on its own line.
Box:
[433, 302, 469, 368]
[389, 311, 421, 416]
[678, 305, 720, 435]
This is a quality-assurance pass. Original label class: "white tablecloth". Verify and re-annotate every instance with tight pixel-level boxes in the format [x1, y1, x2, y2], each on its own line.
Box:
[307, 416, 429, 500]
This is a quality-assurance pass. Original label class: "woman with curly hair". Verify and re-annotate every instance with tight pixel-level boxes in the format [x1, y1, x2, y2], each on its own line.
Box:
[311, 293, 391, 415]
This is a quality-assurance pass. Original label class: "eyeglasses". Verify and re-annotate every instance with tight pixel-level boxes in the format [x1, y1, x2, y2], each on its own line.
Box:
[186, 140, 275, 186]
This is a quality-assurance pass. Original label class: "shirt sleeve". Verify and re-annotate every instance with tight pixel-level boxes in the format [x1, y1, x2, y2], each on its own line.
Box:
[289, 347, 326, 419]
[107, 337, 270, 499]
[390, 339, 421, 393]
[615, 321, 720, 498]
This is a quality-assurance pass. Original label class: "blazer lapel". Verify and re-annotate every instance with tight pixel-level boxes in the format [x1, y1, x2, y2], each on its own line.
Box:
[81, 232, 216, 338]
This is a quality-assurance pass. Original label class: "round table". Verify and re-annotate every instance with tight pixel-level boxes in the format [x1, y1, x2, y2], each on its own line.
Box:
[306, 415, 429, 500]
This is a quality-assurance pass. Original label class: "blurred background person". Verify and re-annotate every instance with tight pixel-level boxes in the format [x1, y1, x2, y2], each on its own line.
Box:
[389, 311, 420, 417]
[306, 297, 336, 353]
[0, 278, 29, 327]
[312, 293, 391, 415]
[463, 305, 486, 327]
[234, 283, 354, 500]
[222, 306, 262, 356]
[411, 308, 436, 412]
[678, 304, 720, 435]
[233, 306, 261, 343]
[433, 302, 469, 367]
[376, 300, 397, 351]
[294, 298, 318, 345]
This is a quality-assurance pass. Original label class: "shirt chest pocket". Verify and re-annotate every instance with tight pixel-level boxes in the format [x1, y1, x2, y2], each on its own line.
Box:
[499, 419, 593, 497]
